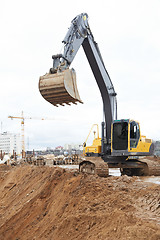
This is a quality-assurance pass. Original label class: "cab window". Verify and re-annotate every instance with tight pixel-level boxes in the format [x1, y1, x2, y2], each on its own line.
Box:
[112, 122, 128, 150]
[130, 121, 140, 148]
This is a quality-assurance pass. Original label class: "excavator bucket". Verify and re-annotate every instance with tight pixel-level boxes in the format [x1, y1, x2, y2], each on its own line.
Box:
[39, 68, 83, 106]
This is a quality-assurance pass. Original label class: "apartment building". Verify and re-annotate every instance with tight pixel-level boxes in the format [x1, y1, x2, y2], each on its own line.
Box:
[0, 132, 21, 155]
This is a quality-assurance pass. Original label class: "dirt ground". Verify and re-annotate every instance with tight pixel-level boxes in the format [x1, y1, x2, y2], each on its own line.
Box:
[0, 163, 160, 240]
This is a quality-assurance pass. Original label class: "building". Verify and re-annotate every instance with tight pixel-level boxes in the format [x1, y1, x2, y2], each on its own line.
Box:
[64, 143, 82, 151]
[55, 146, 63, 151]
[0, 132, 21, 155]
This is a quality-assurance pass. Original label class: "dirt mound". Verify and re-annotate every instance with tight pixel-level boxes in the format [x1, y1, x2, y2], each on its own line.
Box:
[0, 164, 160, 240]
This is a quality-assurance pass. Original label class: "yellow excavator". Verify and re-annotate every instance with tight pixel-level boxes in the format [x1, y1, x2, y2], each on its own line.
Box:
[39, 13, 160, 177]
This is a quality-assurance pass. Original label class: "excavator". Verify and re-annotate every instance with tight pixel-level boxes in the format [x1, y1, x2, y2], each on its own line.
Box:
[39, 13, 160, 177]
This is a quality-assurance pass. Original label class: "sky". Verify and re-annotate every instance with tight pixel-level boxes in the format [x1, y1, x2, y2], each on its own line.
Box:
[1, 0, 160, 150]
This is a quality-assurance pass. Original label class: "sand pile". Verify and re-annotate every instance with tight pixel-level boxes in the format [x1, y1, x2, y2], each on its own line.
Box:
[0, 164, 159, 240]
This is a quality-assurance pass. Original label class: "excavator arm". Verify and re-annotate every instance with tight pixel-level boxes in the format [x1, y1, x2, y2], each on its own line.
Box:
[39, 13, 117, 150]
[50, 13, 89, 72]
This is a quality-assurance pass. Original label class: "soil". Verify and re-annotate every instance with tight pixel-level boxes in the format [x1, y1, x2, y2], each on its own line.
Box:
[0, 163, 160, 240]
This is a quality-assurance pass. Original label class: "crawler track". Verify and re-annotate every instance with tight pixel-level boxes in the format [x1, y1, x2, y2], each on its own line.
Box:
[140, 158, 160, 176]
[120, 158, 160, 176]
[79, 157, 109, 177]
[79, 157, 160, 177]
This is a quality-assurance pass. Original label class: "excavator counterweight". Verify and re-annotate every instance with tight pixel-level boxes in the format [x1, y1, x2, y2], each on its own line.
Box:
[39, 68, 83, 106]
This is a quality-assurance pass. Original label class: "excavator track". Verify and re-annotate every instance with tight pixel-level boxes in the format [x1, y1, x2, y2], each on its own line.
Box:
[79, 157, 109, 177]
[120, 158, 160, 176]
[140, 158, 160, 176]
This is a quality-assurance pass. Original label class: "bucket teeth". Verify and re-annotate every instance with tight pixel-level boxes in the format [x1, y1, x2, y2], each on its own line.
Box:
[39, 68, 83, 106]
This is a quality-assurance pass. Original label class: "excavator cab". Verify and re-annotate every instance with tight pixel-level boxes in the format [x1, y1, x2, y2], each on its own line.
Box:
[83, 120, 153, 158]
[39, 68, 83, 106]
[111, 119, 154, 156]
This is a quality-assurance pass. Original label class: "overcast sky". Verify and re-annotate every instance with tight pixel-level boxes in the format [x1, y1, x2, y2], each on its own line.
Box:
[1, 0, 160, 150]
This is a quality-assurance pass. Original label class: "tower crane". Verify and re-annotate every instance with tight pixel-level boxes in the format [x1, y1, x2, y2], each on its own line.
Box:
[8, 111, 56, 156]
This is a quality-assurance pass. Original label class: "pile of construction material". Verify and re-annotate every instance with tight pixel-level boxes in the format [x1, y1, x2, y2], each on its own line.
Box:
[25, 154, 85, 166]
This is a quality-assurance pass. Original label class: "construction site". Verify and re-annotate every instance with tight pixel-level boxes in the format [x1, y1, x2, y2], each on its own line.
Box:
[0, 157, 160, 240]
[1, 12, 160, 240]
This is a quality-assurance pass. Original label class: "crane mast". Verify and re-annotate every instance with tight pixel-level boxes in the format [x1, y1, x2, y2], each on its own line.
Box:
[8, 112, 57, 157]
